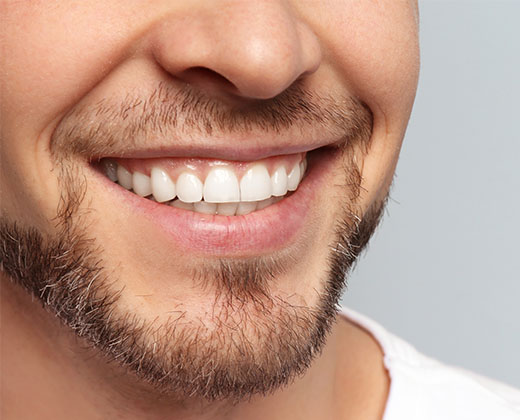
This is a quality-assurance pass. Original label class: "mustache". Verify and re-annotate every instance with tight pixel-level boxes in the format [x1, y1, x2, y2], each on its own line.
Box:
[50, 81, 373, 160]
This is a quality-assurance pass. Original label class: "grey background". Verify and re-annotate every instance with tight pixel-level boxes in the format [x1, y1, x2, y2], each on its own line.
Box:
[341, 0, 520, 387]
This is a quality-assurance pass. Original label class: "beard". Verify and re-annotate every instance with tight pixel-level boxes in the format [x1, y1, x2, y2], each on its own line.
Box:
[0, 82, 384, 402]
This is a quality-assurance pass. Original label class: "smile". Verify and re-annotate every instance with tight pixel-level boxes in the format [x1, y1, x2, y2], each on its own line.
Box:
[94, 147, 335, 256]
[100, 152, 307, 216]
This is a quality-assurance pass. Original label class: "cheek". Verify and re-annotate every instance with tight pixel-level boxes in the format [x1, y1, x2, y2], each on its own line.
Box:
[315, 1, 419, 208]
[0, 1, 140, 229]
[323, 2, 420, 124]
[1, 1, 143, 138]
[0, 129, 62, 231]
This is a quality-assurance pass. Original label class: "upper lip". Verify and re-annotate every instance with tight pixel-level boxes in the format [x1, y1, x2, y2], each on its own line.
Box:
[101, 138, 338, 162]
[98, 134, 345, 161]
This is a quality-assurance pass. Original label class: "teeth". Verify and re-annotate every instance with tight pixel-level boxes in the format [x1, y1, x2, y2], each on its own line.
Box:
[217, 202, 238, 216]
[132, 172, 152, 197]
[177, 172, 203, 203]
[287, 164, 301, 191]
[236, 201, 257, 215]
[194, 201, 217, 215]
[170, 199, 194, 211]
[102, 159, 118, 182]
[240, 164, 272, 202]
[151, 167, 176, 202]
[256, 197, 274, 210]
[203, 167, 240, 203]
[271, 166, 288, 197]
[110, 157, 307, 215]
[117, 165, 133, 190]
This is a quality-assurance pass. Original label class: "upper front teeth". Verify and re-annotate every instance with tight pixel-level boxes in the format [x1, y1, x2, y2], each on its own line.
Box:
[240, 164, 272, 202]
[287, 164, 301, 191]
[203, 167, 240, 203]
[176, 172, 203, 203]
[150, 167, 176, 202]
[103, 158, 307, 212]
[271, 166, 288, 197]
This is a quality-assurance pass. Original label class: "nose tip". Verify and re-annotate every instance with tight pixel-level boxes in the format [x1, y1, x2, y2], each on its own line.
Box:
[150, 3, 322, 100]
[222, 21, 322, 99]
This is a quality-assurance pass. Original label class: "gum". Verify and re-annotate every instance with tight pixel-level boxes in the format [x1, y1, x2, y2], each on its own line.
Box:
[111, 152, 306, 181]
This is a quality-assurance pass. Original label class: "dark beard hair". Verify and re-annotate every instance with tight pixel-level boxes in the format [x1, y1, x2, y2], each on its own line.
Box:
[0, 84, 384, 402]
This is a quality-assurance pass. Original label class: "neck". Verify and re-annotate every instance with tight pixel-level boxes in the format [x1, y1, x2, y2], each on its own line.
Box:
[1, 276, 389, 420]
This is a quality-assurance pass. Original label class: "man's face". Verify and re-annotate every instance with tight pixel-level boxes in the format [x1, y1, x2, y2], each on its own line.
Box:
[0, 0, 419, 401]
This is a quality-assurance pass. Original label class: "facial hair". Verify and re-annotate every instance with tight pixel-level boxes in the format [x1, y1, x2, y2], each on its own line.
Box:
[0, 82, 384, 402]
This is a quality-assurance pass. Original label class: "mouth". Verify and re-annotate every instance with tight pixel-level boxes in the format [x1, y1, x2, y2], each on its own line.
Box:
[92, 146, 337, 256]
[101, 152, 307, 214]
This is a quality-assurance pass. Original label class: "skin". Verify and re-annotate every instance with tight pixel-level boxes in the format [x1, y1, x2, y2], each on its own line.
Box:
[0, 1, 419, 419]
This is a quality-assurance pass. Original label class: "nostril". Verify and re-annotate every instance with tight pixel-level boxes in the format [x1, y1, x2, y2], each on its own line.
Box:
[179, 66, 238, 95]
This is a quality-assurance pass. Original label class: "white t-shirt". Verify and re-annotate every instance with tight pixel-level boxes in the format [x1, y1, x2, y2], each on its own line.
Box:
[340, 308, 520, 420]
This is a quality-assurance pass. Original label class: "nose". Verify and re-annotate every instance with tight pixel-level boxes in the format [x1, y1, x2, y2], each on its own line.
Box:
[149, 1, 322, 100]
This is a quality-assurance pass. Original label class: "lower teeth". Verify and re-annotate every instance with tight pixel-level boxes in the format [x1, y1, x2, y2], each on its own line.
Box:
[145, 192, 285, 216]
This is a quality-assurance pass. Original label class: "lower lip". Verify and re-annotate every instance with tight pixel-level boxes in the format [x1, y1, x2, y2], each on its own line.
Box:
[95, 149, 336, 256]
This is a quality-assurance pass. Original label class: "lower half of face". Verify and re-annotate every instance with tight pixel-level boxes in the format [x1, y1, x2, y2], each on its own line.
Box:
[0, 0, 418, 402]
[1, 123, 383, 400]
